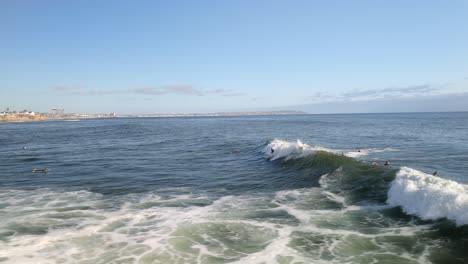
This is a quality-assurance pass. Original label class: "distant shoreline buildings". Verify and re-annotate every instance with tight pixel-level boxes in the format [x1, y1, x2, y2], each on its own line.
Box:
[0, 109, 306, 122]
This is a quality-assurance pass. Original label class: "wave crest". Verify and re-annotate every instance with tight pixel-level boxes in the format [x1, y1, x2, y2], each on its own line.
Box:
[345, 148, 398, 158]
[387, 167, 468, 226]
[263, 139, 333, 160]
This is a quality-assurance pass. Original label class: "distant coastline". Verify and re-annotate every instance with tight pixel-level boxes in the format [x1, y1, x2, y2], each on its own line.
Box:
[117, 110, 306, 118]
[0, 114, 47, 123]
[0, 111, 306, 123]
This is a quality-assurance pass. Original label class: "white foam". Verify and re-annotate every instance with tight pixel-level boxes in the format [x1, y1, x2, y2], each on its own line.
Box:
[0, 186, 443, 263]
[230, 226, 307, 264]
[318, 172, 333, 188]
[263, 139, 397, 160]
[264, 139, 334, 160]
[345, 148, 398, 158]
[0, 190, 291, 263]
[387, 167, 468, 226]
[322, 191, 346, 206]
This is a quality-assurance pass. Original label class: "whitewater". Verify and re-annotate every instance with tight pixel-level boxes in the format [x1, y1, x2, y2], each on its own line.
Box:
[1, 113, 467, 263]
[265, 139, 468, 227]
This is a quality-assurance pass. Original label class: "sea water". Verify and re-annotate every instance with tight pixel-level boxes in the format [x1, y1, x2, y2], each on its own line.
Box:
[0, 112, 467, 263]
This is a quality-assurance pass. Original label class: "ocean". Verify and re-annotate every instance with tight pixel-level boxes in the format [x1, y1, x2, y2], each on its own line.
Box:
[0, 112, 467, 264]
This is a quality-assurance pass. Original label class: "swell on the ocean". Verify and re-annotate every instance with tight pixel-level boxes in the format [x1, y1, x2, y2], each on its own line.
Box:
[264, 139, 468, 227]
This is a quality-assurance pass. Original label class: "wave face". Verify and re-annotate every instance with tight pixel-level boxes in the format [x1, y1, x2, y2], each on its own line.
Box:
[388, 167, 468, 226]
[265, 139, 397, 205]
[258, 139, 468, 263]
[266, 139, 468, 227]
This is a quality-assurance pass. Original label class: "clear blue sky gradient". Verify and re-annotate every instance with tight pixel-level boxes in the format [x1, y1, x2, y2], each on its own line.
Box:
[1, 0, 467, 113]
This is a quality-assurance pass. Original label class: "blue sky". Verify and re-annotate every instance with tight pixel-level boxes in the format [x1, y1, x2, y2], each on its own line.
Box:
[1, 0, 467, 114]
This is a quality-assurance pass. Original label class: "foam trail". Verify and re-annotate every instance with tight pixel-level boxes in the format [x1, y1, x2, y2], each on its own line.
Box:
[345, 148, 398, 158]
[264, 139, 333, 160]
[387, 167, 468, 226]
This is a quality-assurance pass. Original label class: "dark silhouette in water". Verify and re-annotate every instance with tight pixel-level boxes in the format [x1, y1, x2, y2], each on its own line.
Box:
[32, 168, 48, 173]
[384, 160, 389, 166]
[433, 171, 438, 176]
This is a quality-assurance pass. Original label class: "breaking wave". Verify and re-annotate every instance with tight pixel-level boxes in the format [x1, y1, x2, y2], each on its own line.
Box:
[264, 139, 468, 227]
[264, 139, 335, 161]
[264, 139, 398, 160]
[388, 167, 468, 226]
[1, 138, 466, 263]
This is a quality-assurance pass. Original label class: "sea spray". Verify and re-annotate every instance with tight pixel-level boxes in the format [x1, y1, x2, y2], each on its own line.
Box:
[264, 139, 334, 160]
[387, 167, 468, 226]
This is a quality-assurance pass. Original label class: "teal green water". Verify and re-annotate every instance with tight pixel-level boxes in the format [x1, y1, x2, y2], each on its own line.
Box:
[0, 112, 467, 263]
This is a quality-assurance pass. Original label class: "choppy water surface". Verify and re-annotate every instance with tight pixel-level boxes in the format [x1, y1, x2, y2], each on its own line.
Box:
[1, 112, 467, 263]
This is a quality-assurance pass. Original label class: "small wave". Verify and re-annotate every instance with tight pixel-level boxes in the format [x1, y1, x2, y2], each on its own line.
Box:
[387, 167, 468, 226]
[263, 139, 334, 160]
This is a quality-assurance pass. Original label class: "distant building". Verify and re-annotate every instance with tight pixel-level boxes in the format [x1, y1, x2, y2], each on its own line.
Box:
[50, 108, 64, 116]
[19, 110, 35, 116]
[110, 112, 116, 117]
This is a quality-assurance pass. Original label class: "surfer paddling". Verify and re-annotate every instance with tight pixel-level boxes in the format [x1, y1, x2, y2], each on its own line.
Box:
[32, 168, 48, 173]
[371, 160, 390, 167]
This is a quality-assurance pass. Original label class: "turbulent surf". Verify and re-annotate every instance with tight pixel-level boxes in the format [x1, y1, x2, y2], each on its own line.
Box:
[1, 113, 467, 263]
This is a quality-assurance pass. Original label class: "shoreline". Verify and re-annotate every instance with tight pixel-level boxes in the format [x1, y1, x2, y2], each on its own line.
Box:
[0, 115, 47, 123]
[0, 111, 306, 123]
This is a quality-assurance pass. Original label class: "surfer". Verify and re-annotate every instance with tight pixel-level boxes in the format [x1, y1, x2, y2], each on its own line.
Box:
[32, 168, 47, 173]
[433, 171, 438, 176]
[271, 148, 275, 154]
[384, 160, 389, 166]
